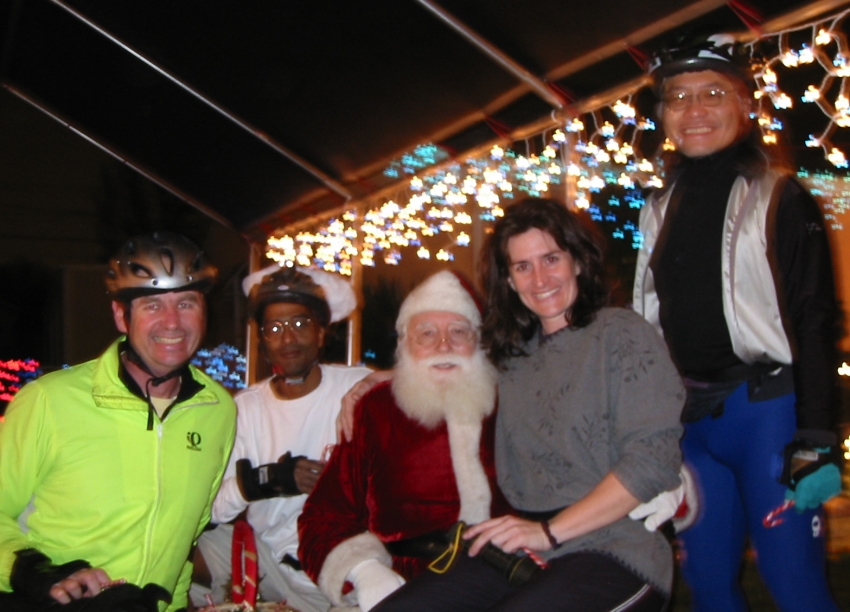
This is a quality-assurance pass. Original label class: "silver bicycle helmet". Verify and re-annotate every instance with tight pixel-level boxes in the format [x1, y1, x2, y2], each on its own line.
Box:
[106, 231, 218, 301]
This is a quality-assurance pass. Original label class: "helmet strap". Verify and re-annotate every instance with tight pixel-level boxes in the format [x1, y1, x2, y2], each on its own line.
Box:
[124, 341, 184, 388]
[272, 359, 319, 386]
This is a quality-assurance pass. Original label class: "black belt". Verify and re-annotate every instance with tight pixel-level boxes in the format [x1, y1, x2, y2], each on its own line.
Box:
[685, 361, 781, 385]
[682, 363, 792, 423]
[384, 531, 451, 560]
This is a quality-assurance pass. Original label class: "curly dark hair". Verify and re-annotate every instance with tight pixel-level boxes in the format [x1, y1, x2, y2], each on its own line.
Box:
[480, 198, 609, 367]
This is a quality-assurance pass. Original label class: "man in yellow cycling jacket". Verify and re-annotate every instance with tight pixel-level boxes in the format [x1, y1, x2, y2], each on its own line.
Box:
[0, 232, 236, 612]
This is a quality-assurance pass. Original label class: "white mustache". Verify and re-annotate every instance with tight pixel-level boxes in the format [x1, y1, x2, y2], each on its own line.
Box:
[416, 354, 469, 369]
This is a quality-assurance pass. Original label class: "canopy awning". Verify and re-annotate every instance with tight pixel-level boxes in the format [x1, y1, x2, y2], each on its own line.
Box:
[2, 0, 844, 240]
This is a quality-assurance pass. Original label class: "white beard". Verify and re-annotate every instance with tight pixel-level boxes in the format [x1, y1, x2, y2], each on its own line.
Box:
[392, 346, 498, 524]
[391, 347, 498, 429]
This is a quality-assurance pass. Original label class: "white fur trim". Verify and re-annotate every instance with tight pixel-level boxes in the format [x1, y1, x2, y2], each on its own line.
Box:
[446, 417, 492, 524]
[241, 264, 357, 322]
[396, 271, 480, 334]
[319, 532, 391, 607]
[242, 264, 279, 297]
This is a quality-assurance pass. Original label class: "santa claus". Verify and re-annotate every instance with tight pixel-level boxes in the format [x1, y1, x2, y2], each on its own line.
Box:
[297, 271, 509, 611]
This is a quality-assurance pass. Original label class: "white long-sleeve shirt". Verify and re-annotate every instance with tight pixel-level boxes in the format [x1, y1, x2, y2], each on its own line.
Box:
[212, 364, 372, 560]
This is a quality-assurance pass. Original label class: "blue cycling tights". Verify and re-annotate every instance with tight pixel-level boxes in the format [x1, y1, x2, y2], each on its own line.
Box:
[679, 383, 839, 611]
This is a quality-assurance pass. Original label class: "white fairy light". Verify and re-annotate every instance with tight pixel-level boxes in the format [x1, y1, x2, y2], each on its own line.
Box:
[638, 158, 654, 173]
[567, 118, 584, 132]
[774, 93, 793, 109]
[647, 175, 663, 189]
[828, 147, 849, 168]
[763, 68, 778, 85]
[617, 173, 635, 189]
[802, 85, 821, 102]
[781, 51, 799, 67]
[612, 100, 636, 119]
[462, 176, 478, 194]
[483, 167, 503, 183]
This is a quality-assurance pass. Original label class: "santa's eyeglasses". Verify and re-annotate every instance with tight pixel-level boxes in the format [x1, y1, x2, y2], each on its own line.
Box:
[410, 322, 477, 349]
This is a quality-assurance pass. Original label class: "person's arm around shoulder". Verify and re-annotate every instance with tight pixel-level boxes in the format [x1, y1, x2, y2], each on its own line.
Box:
[336, 369, 394, 442]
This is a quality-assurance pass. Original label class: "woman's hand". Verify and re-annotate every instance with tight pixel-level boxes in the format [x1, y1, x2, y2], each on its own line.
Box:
[465, 473, 642, 558]
[463, 515, 550, 556]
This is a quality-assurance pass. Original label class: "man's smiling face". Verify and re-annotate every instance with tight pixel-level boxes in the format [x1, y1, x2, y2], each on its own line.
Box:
[113, 290, 206, 378]
[660, 69, 752, 159]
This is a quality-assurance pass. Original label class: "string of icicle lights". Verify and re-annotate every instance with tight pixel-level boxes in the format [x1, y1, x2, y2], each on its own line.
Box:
[267, 8, 850, 273]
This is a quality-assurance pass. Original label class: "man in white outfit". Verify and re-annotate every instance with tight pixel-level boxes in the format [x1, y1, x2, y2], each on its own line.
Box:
[190, 266, 372, 611]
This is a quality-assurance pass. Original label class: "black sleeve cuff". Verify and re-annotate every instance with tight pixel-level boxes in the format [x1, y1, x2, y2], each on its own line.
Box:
[795, 428, 837, 447]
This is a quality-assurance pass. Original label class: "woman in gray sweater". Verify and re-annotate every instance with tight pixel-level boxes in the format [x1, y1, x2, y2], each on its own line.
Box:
[476, 197, 684, 610]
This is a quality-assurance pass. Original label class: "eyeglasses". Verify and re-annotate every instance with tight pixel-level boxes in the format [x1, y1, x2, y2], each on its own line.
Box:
[411, 322, 477, 349]
[261, 316, 314, 340]
[662, 88, 730, 111]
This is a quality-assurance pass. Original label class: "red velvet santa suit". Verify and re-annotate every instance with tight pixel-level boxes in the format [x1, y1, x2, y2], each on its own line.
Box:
[297, 380, 508, 608]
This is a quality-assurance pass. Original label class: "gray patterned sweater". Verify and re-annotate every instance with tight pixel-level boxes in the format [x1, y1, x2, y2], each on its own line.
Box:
[496, 307, 685, 594]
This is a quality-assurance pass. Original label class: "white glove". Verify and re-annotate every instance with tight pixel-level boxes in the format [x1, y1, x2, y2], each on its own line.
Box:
[671, 464, 698, 533]
[629, 464, 697, 532]
[347, 558, 406, 612]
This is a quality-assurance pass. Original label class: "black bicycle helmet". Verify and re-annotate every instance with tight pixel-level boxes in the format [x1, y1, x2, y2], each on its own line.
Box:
[649, 33, 752, 90]
[247, 266, 331, 327]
